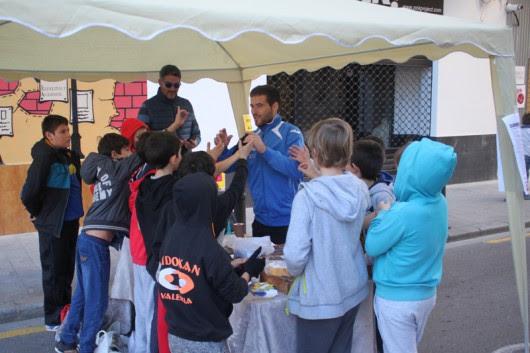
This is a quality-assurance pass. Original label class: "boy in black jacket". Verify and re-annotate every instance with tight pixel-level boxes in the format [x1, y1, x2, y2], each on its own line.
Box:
[158, 172, 264, 353]
[56, 133, 142, 353]
[20, 115, 84, 331]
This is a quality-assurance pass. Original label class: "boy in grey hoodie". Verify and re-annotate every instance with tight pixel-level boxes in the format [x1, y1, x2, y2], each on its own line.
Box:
[284, 118, 370, 353]
[56, 133, 142, 353]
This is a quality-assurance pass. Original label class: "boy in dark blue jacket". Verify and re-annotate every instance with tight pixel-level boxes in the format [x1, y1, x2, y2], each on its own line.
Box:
[21, 115, 84, 331]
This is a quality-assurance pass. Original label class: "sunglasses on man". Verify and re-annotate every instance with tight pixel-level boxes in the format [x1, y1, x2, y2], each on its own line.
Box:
[163, 81, 181, 89]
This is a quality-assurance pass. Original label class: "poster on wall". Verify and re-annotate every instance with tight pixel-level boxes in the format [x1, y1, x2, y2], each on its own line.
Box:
[356, 0, 443, 14]
[497, 112, 529, 195]
[0, 107, 13, 136]
[517, 85, 526, 109]
[40, 80, 68, 102]
[70, 90, 94, 123]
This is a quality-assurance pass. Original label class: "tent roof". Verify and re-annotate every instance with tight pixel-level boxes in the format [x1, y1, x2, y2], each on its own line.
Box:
[0, 0, 514, 82]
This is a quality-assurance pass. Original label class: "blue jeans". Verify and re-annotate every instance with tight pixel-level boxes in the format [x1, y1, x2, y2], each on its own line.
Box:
[60, 231, 110, 353]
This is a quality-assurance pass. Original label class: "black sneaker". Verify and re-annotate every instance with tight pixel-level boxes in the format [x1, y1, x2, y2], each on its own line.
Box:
[54, 340, 78, 353]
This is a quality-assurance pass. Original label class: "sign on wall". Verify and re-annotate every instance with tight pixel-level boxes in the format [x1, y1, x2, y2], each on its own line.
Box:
[40, 80, 68, 102]
[357, 0, 444, 15]
[0, 107, 13, 136]
[70, 90, 95, 123]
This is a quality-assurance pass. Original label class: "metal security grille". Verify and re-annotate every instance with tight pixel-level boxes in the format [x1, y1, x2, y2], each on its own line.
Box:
[267, 58, 432, 149]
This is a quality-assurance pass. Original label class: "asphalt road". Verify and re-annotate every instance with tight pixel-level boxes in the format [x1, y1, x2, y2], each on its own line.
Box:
[0, 234, 529, 353]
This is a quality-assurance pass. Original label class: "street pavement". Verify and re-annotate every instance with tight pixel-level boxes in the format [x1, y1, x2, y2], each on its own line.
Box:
[2, 231, 529, 353]
[0, 179, 530, 348]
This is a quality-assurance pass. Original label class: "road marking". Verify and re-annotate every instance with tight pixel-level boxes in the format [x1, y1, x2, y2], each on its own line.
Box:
[485, 233, 530, 245]
[491, 343, 527, 353]
[0, 326, 45, 340]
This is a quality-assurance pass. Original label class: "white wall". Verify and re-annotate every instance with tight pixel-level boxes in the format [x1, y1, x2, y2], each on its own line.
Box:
[431, 0, 508, 137]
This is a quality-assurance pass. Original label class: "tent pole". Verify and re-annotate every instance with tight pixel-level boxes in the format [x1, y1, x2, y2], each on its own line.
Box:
[227, 80, 252, 224]
[70, 79, 82, 157]
[489, 56, 529, 353]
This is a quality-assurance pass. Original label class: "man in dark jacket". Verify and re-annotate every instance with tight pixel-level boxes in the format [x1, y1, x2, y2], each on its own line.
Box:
[20, 115, 84, 331]
[138, 64, 201, 152]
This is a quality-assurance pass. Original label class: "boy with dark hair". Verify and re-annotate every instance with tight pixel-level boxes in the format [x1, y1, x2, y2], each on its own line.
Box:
[138, 64, 201, 151]
[21, 114, 84, 331]
[56, 133, 142, 353]
[351, 139, 395, 211]
[130, 132, 182, 353]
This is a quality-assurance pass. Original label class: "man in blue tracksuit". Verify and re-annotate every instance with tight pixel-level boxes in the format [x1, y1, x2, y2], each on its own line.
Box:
[219, 85, 304, 244]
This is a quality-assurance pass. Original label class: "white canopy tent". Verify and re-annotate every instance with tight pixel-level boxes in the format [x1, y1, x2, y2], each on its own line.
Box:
[0, 0, 526, 348]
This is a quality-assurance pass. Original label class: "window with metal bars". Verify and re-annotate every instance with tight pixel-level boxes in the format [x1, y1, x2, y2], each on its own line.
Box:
[267, 57, 432, 150]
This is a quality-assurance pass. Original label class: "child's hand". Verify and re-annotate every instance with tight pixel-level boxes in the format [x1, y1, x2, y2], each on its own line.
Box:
[378, 200, 391, 211]
[363, 211, 377, 230]
[237, 140, 254, 160]
[289, 145, 310, 165]
[299, 160, 320, 179]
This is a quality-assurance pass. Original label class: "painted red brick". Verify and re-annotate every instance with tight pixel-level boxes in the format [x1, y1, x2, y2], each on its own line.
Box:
[114, 96, 132, 109]
[19, 98, 37, 112]
[38, 101, 53, 111]
[124, 82, 143, 96]
[0, 80, 18, 96]
[132, 96, 146, 108]
[140, 81, 147, 95]
[115, 82, 125, 96]
[25, 91, 40, 100]
[126, 108, 139, 119]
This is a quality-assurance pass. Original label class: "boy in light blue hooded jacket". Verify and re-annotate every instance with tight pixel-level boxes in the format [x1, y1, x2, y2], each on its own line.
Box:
[365, 138, 457, 353]
[284, 118, 370, 353]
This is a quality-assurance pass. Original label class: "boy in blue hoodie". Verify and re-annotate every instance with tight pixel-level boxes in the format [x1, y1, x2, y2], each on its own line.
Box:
[284, 118, 370, 353]
[365, 138, 457, 353]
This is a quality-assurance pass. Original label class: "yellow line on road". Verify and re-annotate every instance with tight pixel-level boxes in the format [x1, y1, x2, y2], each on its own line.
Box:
[0, 326, 46, 340]
[485, 233, 530, 244]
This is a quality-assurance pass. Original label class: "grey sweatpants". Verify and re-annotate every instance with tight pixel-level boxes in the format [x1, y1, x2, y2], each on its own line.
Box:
[132, 264, 155, 353]
[168, 334, 229, 353]
[296, 305, 360, 353]
[374, 295, 436, 353]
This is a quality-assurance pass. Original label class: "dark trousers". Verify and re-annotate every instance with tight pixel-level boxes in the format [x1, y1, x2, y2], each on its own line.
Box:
[61, 232, 110, 353]
[38, 219, 78, 326]
[296, 305, 360, 353]
[252, 219, 288, 245]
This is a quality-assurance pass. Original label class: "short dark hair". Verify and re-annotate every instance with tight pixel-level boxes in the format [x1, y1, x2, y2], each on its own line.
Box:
[159, 65, 181, 79]
[351, 140, 384, 181]
[176, 151, 215, 180]
[142, 132, 181, 169]
[361, 135, 385, 150]
[250, 85, 280, 106]
[97, 133, 129, 157]
[523, 113, 530, 126]
[42, 115, 68, 137]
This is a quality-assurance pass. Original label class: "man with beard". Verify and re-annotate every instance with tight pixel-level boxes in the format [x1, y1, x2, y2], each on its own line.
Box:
[218, 85, 304, 244]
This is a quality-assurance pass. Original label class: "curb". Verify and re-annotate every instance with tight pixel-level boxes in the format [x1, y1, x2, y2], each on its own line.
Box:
[448, 221, 530, 243]
[0, 302, 42, 325]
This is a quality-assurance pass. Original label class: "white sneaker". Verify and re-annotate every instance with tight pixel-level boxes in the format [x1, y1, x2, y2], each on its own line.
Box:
[45, 324, 60, 332]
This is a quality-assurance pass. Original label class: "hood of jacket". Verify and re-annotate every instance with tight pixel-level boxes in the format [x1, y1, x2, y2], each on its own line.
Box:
[172, 172, 217, 226]
[120, 118, 148, 151]
[302, 173, 368, 222]
[137, 173, 174, 211]
[394, 138, 457, 202]
[31, 138, 64, 159]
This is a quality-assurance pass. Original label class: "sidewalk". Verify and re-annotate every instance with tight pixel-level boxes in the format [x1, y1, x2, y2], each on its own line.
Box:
[1, 180, 529, 324]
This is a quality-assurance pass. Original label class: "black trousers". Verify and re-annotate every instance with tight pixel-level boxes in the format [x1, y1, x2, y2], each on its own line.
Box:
[38, 219, 79, 325]
[252, 219, 288, 245]
[296, 305, 360, 353]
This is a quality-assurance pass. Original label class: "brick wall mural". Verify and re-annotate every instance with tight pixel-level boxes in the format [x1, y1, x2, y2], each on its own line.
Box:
[0, 78, 148, 164]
